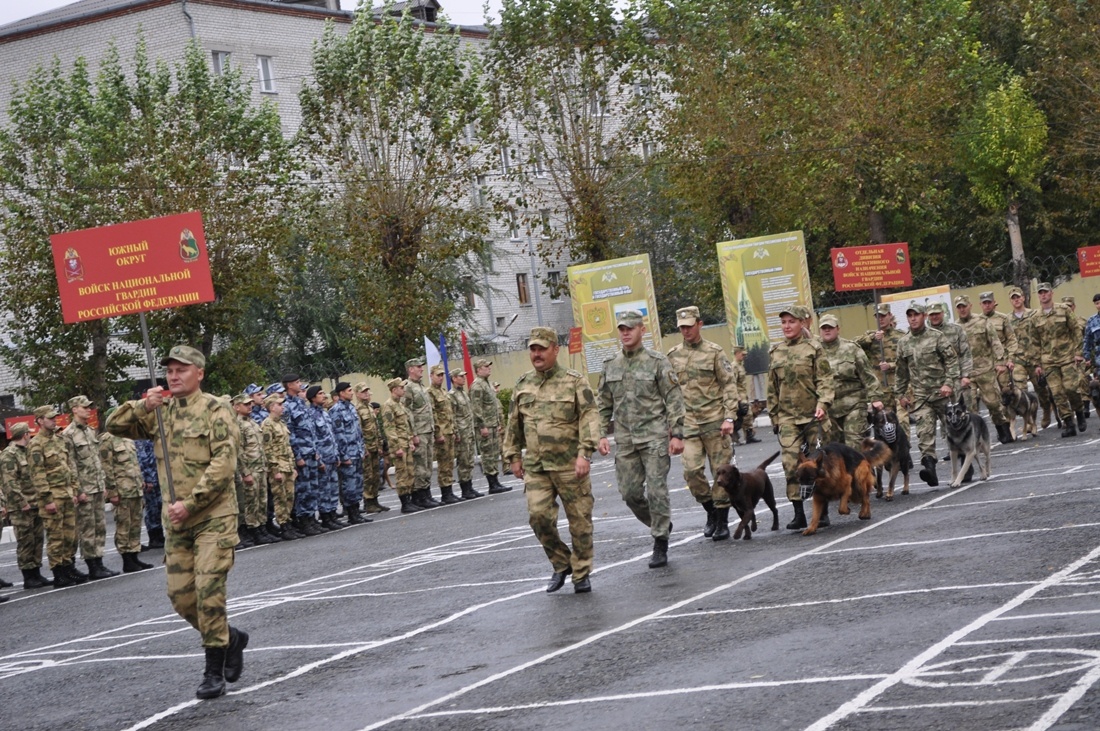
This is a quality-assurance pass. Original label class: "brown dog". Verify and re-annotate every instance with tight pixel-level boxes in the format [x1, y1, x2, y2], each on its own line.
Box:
[794, 439, 890, 536]
[714, 451, 780, 540]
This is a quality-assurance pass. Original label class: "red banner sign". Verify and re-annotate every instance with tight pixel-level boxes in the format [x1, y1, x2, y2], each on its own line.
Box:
[5, 410, 98, 439]
[831, 243, 913, 292]
[1078, 246, 1100, 278]
[568, 327, 583, 355]
[50, 212, 215, 324]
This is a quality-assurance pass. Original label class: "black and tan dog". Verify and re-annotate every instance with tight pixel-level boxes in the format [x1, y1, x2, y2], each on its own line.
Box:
[999, 381, 1039, 441]
[868, 407, 912, 501]
[794, 439, 890, 536]
[714, 451, 780, 540]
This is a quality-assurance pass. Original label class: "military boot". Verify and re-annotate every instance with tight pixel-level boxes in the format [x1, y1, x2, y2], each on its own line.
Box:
[786, 500, 808, 530]
[251, 526, 277, 545]
[297, 515, 322, 536]
[257, 525, 282, 543]
[1076, 410, 1087, 432]
[364, 497, 390, 513]
[67, 562, 89, 583]
[712, 507, 731, 541]
[319, 512, 343, 530]
[311, 514, 332, 532]
[52, 566, 75, 588]
[236, 526, 255, 549]
[440, 485, 463, 505]
[122, 553, 152, 573]
[224, 626, 249, 683]
[145, 527, 165, 549]
[87, 558, 117, 580]
[701, 500, 717, 538]
[417, 489, 442, 509]
[345, 503, 372, 525]
[0, 575, 11, 588]
[1062, 418, 1077, 438]
[745, 431, 761, 444]
[22, 567, 51, 589]
[648, 537, 669, 568]
[487, 474, 512, 494]
[459, 480, 483, 499]
[195, 647, 227, 700]
[399, 492, 422, 513]
[279, 521, 303, 541]
[919, 455, 940, 486]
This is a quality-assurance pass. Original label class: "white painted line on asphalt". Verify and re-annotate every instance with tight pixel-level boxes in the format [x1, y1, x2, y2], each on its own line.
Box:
[861, 695, 1062, 712]
[958, 630, 1100, 646]
[1027, 661, 1100, 731]
[993, 608, 1100, 621]
[923, 486, 1100, 510]
[817, 523, 1100, 555]
[1061, 465, 1086, 474]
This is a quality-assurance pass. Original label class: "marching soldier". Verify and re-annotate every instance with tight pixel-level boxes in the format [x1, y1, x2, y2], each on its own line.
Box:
[856, 303, 907, 423]
[1031, 283, 1086, 436]
[307, 385, 344, 529]
[331, 382, 370, 524]
[666, 305, 740, 541]
[730, 346, 760, 444]
[381, 377, 419, 513]
[355, 384, 390, 513]
[429, 365, 463, 504]
[29, 405, 87, 587]
[63, 395, 117, 579]
[819, 314, 883, 447]
[0, 422, 51, 588]
[979, 291, 1019, 389]
[505, 327, 599, 594]
[957, 296, 1012, 443]
[98, 414, 155, 572]
[449, 371, 484, 500]
[1060, 296, 1093, 416]
[928, 302, 973, 395]
[1009, 286, 1054, 429]
[472, 358, 511, 494]
[232, 394, 277, 544]
[403, 357, 441, 509]
[262, 393, 301, 540]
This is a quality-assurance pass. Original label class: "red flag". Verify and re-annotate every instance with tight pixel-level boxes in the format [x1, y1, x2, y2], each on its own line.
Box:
[461, 330, 474, 381]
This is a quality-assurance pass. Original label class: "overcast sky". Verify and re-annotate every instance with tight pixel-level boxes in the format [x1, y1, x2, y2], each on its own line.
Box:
[0, 0, 503, 29]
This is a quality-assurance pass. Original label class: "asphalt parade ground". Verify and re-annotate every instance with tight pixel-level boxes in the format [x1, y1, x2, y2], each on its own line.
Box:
[1, 417, 1099, 731]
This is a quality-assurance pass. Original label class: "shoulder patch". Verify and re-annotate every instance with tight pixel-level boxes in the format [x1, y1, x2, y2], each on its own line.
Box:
[212, 418, 230, 442]
[566, 368, 582, 378]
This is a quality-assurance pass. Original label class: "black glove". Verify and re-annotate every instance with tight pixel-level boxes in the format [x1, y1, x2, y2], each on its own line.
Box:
[772, 424, 780, 435]
[737, 402, 749, 417]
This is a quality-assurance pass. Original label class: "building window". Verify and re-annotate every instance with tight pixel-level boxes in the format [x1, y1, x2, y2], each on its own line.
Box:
[475, 175, 487, 207]
[508, 210, 521, 240]
[590, 90, 607, 117]
[257, 56, 276, 93]
[534, 150, 547, 178]
[643, 141, 659, 161]
[501, 146, 517, 174]
[539, 209, 552, 239]
[547, 271, 563, 302]
[463, 277, 476, 309]
[517, 273, 530, 305]
[212, 50, 231, 76]
[495, 316, 506, 329]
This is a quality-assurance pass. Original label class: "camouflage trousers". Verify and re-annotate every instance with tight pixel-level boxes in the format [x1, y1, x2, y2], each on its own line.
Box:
[524, 468, 594, 582]
[317, 462, 340, 513]
[236, 469, 267, 528]
[144, 481, 162, 532]
[338, 458, 363, 507]
[778, 421, 824, 502]
[268, 470, 296, 526]
[43, 499, 77, 569]
[413, 434, 434, 490]
[363, 450, 381, 500]
[114, 496, 144, 554]
[435, 434, 455, 488]
[1042, 364, 1083, 423]
[454, 431, 475, 482]
[477, 427, 501, 476]
[964, 370, 1008, 425]
[828, 402, 871, 449]
[9, 509, 45, 570]
[165, 516, 236, 648]
[681, 429, 732, 508]
[614, 440, 672, 539]
[912, 396, 949, 460]
[76, 492, 106, 560]
[392, 449, 415, 496]
[293, 459, 319, 518]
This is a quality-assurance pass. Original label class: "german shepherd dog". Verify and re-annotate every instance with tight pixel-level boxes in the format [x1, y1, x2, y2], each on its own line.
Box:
[794, 439, 891, 536]
[944, 400, 992, 488]
[868, 408, 912, 501]
[714, 451, 781, 540]
[1000, 381, 1039, 441]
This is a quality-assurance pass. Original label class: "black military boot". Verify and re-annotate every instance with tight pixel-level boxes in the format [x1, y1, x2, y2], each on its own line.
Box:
[0, 575, 12, 588]
[399, 492, 422, 513]
[459, 480, 483, 499]
[224, 626, 249, 683]
[702, 500, 717, 538]
[786, 501, 808, 530]
[52, 566, 74, 588]
[440, 485, 463, 505]
[258, 525, 282, 543]
[1062, 418, 1077, 438]
[919, 455, 940, 486]
[1076, 410, 1087, 432]
[319, 512, 343, 530]
[346, 503, 372, 525]
[121, 553, 148, 573]
[145, 527, 165, 549]
[236, 525, 255, 549]
[87, 558, 117, 580]
[67, 561, 89, 583]
[745, 432, 761, 444]
[487, 474, 512, 494]
[994, 423, 1010, 444]
[418, 489, 442, 508]
[311, 514, 332, 532]
[648, 537, 669, 568]
[195, 647, 227, 700]
[297, 515, 322, 536]
[279, 521, 302, 541]
[712, 507, 731, 541]
[22, 567, 51, 589]
[252, 526, 277, 545]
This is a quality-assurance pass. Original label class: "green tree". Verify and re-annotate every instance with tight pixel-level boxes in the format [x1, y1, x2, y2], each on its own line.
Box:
[298, 7, 497, 376]
[0, 40, 297, 406]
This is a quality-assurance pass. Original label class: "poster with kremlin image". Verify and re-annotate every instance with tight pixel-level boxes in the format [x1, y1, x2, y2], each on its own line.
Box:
[717, 231, 813, 375]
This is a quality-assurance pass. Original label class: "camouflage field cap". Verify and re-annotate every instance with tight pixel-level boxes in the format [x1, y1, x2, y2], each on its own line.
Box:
[405, 357, 425, 368]
[354, 382, 370, 393]
[451, 369, 467, 379]
[230, 393, 251, 406]
[266, 382, 286, 395]
[1037, 282, 1053, 292]
[34, 405, 59, 419]
[953, 295, 970, 307]
[905, 301, 926, 314]
[979, 291, 995, 302]
[676, 306, 700, 327]
[9, 422, 29, 439]
[928, 302, 947, 314]
[875, 303, 892, 316]
[68, 395, 92, 409]
[263, 393, 285, 408]
[616, 310, 644, 328]
[1009, 286, 1024, 298]
[528, 327, 557, 348]
[732, 344, 745, 352]
[385, 377, 406, 391]
[474, 358, 493, 369]
[429, 365, 445, 376]
[244, 383, 262, 396]
[161, 344, 205, 368]
[778, 305, 798, 318]
[1061, 295, 1075, 305]
[818, 314, 839, 328]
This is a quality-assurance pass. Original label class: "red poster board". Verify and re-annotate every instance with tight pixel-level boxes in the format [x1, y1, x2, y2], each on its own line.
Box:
[568, 327, 583, 355]
[49, 212, 215, 324]
[1078, 246, 1100, 278]
[831, 243, 913, 292]
[5, 410, 98, 439]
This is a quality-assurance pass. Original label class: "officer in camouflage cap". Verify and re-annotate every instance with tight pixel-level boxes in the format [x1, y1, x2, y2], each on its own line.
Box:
[1031, 283, 1086, 436]
[29, 404, 87, 587]
[598, 310, 685, 568]
[666, 305, 741, 541]
[106, 344, 248, 700]
[819, 313, 883, 447]
[381, 377, 419, 512]
[1060, 296, 1093, 417]
[403, 357, 441, 509]
[62, 394, 117, 579]
[506, 327, 599, 593]
[231, 393, 277, 544]
[471, 357, 510, 494]
[0, 421, 51, 588]
[428, 365, 463, 504]
[98, 409, 155, 572]
[956, 295, 1013, 443]
[856, 302, 907, 423]
[448, 370, 483, 500]
[261, 393, 301, 539]
[354, 383, 390, 513]
[1008, 285, 1054, 428]
[928, 301, 973, 394]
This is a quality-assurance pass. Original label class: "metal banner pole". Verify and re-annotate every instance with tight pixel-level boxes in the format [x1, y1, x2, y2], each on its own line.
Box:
[139, 312, 177, 503]
[873, 288, 890, 390]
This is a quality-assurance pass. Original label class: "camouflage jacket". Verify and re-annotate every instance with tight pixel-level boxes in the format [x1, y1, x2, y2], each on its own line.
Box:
[309, 403, 339, 464]
[250, 405, 268, 426]
[855, 325, 902, 390]
[931, 321, 973, 380]
[236, 414, 267, 476]
[983, 310, 1019, 365]
[895, 326, 960, 401]
[381, 397, 413, 453]
[62, 421, 105, 494]
[106, 391, 239, 529]
[766, 334, 835, 427]
[429, 383, 455, 438]
[731, 358, 752, 403]
[666, 338, 740, 436]
[1011, 308, 1040, 366]
[504, 363, 599, 472]
[0, 442, 34, 513]
[597, 346, 685, 448]
[29, 429, 79, 505]
[958, 315, 1006, 376]
[471, 377, 500, 429]
[283, 394, 316, 463]
[355, 399, 383, 452]
[261, 415, 295, 473]
[402, 379, 434, 436]
[136, 439, 158, 487]
[98, 432, 143, 499]
[821, 337, 882, 413]
[450, 386, 474, 435]
[1031, 304, 1082, 367]
[329, 399, 363, 462]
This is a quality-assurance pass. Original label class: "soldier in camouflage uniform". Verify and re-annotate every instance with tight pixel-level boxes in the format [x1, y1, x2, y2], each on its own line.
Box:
[403, 357, 441, 509]
[283, 374, 322, 536]
[29, 405, 87, 587]
[597, 310, 685, 569]
[62, 395, 117, 579]
[767, 305, 835, 530]
[1009, 286, 1054, 428]
[856, 303, 908, 424]
[956, 295, 1012, 443]
[307, 385, 344, 529]
[731, 346, 759, 444]
[1, 422, 51, 588]
[666, 305, 740, 541]
[1031, 283, 1086, 436]
[1060, 296, 1093, 416]
[819, 314, 883, 447]
[472, 358, 511, 494]
[895, 303, 960, 487]
[928, 302, 973, 395]
[506, 327, 599, 594]
[261, 394, 301, 540]
[980, 291, 1019, 390]
[232, 394, 277, 544]
[106, 344, 248, 701]
[331, 382, 370, 524]
[355, 384, 390, 513]
[382, 378, 420, 513]
[98, 413, 154, 572]
[137, 439, 165, 549]
[1083, 294, 1100, 376]
[449, 371, 484, 500]
[429, 365, 463, 504]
